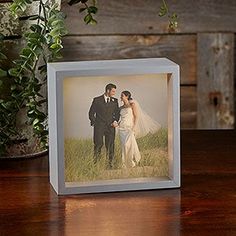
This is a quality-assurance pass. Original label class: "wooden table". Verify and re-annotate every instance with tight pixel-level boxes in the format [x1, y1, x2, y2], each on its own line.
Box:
[0, 130, 236, 236]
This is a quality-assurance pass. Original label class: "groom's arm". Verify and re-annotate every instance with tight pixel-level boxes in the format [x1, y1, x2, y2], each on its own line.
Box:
[89, 98, 96, 126]
[113, 100, 120, 123]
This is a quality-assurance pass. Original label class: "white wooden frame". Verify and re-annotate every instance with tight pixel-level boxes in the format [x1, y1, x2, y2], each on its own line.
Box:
[47, 58, 180, 195]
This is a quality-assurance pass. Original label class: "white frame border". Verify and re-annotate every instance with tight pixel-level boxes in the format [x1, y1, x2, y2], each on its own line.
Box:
[47, 58, 180, 195]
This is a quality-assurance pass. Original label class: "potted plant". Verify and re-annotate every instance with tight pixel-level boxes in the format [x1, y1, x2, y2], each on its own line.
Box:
[0, 0, 176, 158]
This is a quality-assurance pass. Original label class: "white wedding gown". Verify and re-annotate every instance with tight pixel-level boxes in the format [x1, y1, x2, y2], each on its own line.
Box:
[119, 106, 141, 168]
[118, 100, 161, 168]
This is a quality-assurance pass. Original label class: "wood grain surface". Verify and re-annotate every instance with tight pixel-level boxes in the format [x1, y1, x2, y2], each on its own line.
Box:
[2, 0, 236, 35]
[0, 130, 236, 236]
[61, 0, 236, 35]
[197, 33, 235, 129]
[61, 35, 197, 85]
[181, 87, 197, 129]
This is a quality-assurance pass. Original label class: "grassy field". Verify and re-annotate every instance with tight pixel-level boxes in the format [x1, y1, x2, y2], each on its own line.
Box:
[64, 128, 168, 182]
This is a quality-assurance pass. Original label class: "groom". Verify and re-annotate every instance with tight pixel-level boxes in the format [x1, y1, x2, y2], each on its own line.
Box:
[89, 83, 120, 167]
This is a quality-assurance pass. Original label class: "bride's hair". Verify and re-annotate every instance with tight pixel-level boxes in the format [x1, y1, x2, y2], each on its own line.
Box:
[122, 91, 133, 100]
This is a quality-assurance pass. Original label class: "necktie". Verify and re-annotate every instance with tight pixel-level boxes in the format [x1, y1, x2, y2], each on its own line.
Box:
[107, 97, 110, 103]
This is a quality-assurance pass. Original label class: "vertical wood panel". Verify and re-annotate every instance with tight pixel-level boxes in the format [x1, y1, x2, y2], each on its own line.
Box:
[181, 87, 197, 129]
[197, 33, 234, 129]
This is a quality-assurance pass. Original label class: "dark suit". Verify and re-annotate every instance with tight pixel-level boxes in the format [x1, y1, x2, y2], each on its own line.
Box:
[89, 95, 120, 164]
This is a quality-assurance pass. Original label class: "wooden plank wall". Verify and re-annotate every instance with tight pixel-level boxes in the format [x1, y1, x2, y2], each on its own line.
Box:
[60, 0, 236, 129]
[197, 33, 234, 128]
[1, 0, 235, 129]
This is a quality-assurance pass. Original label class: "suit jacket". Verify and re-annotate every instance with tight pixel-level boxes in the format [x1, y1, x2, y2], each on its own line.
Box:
[89, 95, 120, 126]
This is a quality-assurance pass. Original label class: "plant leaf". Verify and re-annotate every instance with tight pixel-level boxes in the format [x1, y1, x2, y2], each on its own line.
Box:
[0, 68, 7, 77]
[68, 0, 81, 6]
[88, 6, 98, 14]
[84, 14, 92, 24]
[0, 52, 7, 60]
[0, 33, 4, 40]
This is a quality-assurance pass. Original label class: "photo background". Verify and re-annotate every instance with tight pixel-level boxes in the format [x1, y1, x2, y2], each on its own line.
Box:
[63, 74, 168, 139]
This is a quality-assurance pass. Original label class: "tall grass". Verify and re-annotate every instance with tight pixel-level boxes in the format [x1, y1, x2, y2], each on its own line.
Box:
[64, 128, 168, 182]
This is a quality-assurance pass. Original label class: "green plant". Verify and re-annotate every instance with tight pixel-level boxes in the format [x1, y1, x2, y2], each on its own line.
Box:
[0, 0, 176, 156]
[8, 1, 68, 151]
[0, 33, 22, 156]
[68, 0, 98, 25]
[0, 0, 99, 156]
[0, 34, 7, 78]
[159, 0, 178, 30]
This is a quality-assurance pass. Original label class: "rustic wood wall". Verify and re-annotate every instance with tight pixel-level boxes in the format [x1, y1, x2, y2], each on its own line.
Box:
[0, 0, 235, 129]
[60, 0, 236, 129]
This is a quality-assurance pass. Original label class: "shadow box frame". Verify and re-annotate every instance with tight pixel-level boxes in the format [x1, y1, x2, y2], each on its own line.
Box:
[47, 58, 181, 195]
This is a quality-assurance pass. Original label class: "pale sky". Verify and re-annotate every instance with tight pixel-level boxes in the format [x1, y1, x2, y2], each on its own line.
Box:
[63, 74, 168, 139]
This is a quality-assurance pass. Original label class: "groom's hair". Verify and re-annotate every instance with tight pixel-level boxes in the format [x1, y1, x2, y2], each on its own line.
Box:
[105, 83, 116, 92]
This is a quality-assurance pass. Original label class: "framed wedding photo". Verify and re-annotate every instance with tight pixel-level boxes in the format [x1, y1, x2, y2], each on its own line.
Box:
[47, 58, 180, 195]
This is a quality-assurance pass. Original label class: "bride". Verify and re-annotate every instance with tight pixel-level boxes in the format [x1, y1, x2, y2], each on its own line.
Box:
[115, 91, 161, 168]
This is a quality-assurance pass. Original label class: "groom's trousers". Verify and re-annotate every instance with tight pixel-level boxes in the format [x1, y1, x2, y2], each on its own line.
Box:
[93, 122, 115, 165]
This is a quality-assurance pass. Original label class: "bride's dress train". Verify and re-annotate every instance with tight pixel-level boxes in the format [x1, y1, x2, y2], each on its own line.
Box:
[118, 100, 161, 168]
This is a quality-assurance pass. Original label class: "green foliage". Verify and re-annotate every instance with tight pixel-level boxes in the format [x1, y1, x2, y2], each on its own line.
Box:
[68, 0, 98, 25]
[159, 0, 178, 30]
[9, 0, 34, 17]
[0, 33, 22, 155]
[0, 33, 7, 78]
[47, 5, 68, 59]
[169, 13, 178, 29]
[159, 0, 168, 17]
[0, 98, 20, 156]
[5, 0, 68, 153]
[1, 0, 177, 156]
[0, 68, 7, 78]
[1, 0, 91, 155]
